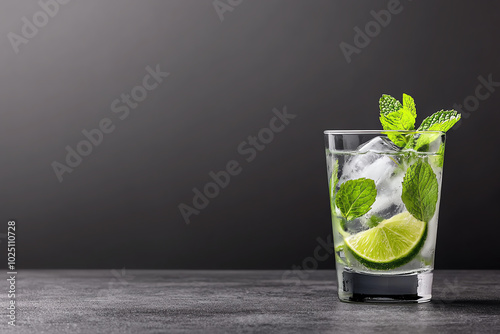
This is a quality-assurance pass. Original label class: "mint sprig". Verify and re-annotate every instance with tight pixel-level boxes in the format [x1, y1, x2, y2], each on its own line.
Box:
[376, 94, 460, 222]
[378, 94, 461, 149]
[379, 94, 417, 147]
[401, 160, 439, 223]
[335, 178, 377, 221]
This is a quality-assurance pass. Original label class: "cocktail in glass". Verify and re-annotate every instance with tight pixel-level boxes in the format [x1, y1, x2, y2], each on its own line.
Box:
[324, 130, 445, 303]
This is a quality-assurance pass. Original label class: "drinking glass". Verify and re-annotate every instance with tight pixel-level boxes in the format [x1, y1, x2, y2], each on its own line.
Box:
[324, 130, 445, 303]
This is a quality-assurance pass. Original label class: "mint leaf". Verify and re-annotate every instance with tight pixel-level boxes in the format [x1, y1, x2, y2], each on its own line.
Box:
[379, 94, 403, 116]
[401, 160, 439, 223]
[380, 109, 416, 146]
[380, 109, 416, 131]
[379, 94, 417, 147]
[367, 214, 384, 228]
[413, 110, 461, 149]
[402, 93, 416, 118]
[336, 178, 377, 221]
[418, 110, 461, 132]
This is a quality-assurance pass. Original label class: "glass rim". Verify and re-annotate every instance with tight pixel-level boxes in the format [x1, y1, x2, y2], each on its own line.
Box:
[323, 129, 445, 135]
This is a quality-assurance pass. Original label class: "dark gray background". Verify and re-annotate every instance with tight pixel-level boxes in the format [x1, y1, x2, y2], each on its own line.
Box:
[1, 0, 499, 269]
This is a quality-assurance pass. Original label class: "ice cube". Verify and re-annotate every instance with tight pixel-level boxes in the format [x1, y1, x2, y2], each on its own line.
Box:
[358, 136, 401, 153]
[369, 173, 405, 219]
[340, 136, 400, 186]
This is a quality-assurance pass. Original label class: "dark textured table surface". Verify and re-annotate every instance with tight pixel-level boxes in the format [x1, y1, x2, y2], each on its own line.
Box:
[3, 270, 500, 333]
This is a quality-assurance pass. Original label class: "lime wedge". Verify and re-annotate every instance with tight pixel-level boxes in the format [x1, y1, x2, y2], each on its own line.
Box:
[344, 212, 427, 270]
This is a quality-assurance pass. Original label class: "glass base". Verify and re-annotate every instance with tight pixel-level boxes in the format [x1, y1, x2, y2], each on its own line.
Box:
[337, 269, 433, 303]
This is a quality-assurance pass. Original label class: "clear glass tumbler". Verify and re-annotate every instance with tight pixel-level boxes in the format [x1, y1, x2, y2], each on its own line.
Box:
[324, 130, 445, 303]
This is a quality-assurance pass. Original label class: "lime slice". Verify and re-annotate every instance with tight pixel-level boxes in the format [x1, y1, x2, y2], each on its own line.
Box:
[344, 212, 427, 270]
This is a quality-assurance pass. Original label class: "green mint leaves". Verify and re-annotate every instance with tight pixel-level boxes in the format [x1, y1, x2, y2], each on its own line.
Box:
[418, 110, 461, 132]
[402, 94, 416, 119]
[336, 178, 377, 221]
[377, 93, 458, 223]
[379, 94, 403, 116]
[401, 160, 439, 223]
[380, 111, 415, 146]
[378, 94, 461, 148]
[413, 110, 462, 149]
[328, 94, 461, 229]
[379, 94, 417, 146]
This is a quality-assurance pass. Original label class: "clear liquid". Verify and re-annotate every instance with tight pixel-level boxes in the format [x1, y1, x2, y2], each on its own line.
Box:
[327, 149, 443, 277]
